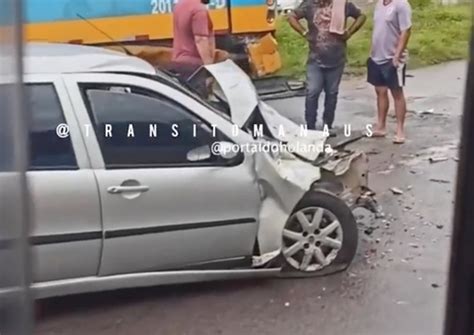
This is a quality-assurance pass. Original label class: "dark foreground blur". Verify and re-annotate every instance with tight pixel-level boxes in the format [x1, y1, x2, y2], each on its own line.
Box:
[0, 1, 33, 334]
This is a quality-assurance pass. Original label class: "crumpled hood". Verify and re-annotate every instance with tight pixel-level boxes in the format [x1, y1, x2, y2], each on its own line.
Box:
[205, 60, 328, 161]
[258, 101, 329, 161]
[205, 60, 259, 128]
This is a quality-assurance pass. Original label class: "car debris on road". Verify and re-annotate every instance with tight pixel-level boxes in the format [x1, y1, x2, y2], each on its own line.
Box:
[429, 178, 451, 184]
[429, 156, 449, 163]
[390, 187, 404, 195]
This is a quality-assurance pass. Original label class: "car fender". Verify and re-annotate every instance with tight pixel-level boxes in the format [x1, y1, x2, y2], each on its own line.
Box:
[251, 150, 321, 255]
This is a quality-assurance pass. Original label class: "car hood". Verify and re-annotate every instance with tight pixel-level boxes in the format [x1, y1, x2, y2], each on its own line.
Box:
[205, 60, 328, 161]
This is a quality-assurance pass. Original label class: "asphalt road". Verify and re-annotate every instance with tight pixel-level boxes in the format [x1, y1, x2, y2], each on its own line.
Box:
[35, 61, 467, 335]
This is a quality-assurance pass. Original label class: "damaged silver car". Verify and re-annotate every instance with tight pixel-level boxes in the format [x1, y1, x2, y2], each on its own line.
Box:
[3, 43, 377, 299]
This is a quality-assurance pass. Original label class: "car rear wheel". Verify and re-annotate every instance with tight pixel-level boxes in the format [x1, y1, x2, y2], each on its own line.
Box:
[280, 191, 358, 277]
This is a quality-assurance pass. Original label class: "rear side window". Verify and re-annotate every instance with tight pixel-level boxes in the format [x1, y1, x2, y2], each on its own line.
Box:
[26, 84, 77, 170]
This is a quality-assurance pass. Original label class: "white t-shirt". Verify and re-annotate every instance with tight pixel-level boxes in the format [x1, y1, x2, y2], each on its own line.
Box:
[370, 0, 412, 64]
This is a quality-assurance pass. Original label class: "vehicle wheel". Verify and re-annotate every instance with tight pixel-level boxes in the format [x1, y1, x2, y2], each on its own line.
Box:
[279, 191, 358, 278]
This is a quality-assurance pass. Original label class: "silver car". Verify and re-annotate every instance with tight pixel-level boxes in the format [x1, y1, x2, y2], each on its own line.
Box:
[0, 43, 376, 299]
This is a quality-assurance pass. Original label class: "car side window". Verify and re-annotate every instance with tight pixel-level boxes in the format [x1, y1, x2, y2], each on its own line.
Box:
[81, 85, 218, 168]
[27, 84, 78, 170]
[0, 84, 78, 170]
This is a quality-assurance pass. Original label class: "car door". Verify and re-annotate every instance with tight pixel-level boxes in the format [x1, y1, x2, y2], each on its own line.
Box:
[16, 74, 102, 283]
[64, 73, 261, 276]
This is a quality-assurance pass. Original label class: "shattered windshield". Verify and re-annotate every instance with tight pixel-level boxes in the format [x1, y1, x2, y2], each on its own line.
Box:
[151, 68, 232, 120]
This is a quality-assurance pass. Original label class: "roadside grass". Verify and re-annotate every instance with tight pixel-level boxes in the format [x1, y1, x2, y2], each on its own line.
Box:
[275, 4, 471, 78]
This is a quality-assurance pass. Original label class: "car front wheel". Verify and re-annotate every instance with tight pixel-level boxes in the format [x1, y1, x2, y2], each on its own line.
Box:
[280, 191, 358, 277]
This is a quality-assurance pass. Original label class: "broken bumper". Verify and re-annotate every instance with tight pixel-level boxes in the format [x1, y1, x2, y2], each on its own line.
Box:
[314, 150, 382, 215]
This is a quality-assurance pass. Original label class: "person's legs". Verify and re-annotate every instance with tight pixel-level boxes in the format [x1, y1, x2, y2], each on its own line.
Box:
[367, 58, 389, 136]
[322, 63, 345, 129]
[390, 87, 407, 142]
[387, 63, 407, 143]
[305, 61, 324, 129]
[374, 86, 389, 135]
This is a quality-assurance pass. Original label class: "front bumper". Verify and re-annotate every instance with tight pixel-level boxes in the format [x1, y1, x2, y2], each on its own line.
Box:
[313, 150, 383, 216]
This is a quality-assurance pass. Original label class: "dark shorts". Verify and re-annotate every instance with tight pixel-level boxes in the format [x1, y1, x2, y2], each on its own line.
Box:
[367, 58, 406, 89]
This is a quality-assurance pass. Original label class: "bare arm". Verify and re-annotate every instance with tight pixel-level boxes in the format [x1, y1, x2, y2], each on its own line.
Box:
[346, 14, 366, 39]
[192, 10, 214, 64]
[209, 35, 216, 62]
[394, 28, 411, 61]
[343, 4, 366, 41]
[393, 0, 412, 66]
[287, 12, 308, 37]
[195, 35, 214, 65]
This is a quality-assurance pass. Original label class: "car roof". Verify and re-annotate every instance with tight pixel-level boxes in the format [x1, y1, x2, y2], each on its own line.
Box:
[17, 43, 156, 75]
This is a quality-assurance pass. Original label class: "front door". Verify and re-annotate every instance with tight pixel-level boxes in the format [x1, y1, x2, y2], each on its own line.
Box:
[65, 74, 261, 275]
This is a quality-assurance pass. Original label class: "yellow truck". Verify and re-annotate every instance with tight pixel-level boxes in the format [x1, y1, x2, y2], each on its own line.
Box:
[23, 0, 282, 76]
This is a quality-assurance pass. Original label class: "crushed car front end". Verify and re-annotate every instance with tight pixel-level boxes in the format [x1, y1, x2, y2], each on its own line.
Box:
[312, 146, 381, 216]
[200, 60, 380, 274]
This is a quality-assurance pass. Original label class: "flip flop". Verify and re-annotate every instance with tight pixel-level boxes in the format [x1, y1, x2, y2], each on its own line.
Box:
[372, 130, 387, 138]
[393, 136, 406, 144]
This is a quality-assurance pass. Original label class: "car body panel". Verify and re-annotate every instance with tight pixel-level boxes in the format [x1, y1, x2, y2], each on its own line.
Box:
[23, 75, 103, 283]
[252, 149, 321, 254]
[61, 73, 262, 275]
[29, 171, 102, 282]
[20, 43, 157, 75]
[29, 268, 281, 299]
[94, 165, 261, 275]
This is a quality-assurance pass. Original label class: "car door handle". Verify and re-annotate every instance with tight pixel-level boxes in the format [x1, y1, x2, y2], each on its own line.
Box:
[107, 185, 150, 194]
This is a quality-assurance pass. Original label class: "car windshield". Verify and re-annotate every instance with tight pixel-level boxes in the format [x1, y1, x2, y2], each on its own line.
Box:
[134, 68, 233, 122]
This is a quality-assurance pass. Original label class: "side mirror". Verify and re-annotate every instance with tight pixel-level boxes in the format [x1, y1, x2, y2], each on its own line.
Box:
[186, 142, 241, 163]
[186, 145, 211, 162]
[212, 141, 239, 161]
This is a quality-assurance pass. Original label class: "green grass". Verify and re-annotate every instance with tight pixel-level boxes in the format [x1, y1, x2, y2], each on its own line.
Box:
[276, 4, 471, 78]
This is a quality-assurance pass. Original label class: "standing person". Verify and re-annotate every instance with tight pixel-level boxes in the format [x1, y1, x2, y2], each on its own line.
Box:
[368, 0, 412, 144]
[171, 0, 215, 93]
[288, 0, 366, 131]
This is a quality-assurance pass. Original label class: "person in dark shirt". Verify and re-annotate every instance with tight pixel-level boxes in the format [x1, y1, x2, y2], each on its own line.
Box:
[288, 0, 366, 131]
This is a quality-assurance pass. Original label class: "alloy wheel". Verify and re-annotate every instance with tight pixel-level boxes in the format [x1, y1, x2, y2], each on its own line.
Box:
[282, 206, 343, 272]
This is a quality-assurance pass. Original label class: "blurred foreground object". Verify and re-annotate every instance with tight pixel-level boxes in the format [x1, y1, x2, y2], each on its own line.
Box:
[0, 0, 33, 334]
[444, 26, 474, 335]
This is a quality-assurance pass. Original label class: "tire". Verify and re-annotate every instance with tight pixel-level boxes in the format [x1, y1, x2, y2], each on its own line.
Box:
[279, 190, 358, 278]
